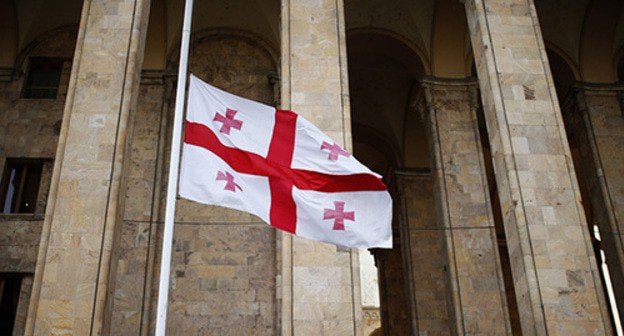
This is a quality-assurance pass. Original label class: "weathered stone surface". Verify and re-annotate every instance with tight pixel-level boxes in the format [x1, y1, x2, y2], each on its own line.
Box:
[395, 171, 452, 336]
[280, 0, 362, 334]
[563, 85, 624, 323]
[3, 1, 622, 335]
[362, 307, 381, 336]
[28, 1, 152, 334]
[0, 27, 73, 336]
[464, 0, 611, 334]
[164, 223, 277, 335]
[112, 34, 280, 335]
[420, 80, 511, 334]
[0, 217, 43, 273]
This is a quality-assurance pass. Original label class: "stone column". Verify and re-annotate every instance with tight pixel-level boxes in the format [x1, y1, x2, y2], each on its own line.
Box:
[418, 78, 511, 334]
[394, 171, 453, 335]
[563, 83, 624, 319]
[26, 0, 151, 334]
[279, 0, 362, 334]
[463, 0, 612, 334]
[374, 243, 411, 336]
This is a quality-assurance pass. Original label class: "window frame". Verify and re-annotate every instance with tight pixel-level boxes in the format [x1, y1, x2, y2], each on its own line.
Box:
[21, 57, 68, 99]
[0, 158, 47, 214]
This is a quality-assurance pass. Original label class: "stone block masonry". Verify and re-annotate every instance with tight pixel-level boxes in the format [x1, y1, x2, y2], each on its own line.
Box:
[280, 0, 362, 334]
[26, 0, 152, 334]
[464, 0, 612, 334]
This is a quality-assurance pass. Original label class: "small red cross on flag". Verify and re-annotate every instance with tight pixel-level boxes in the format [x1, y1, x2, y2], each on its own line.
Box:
[321, 141, 350, 161]
[324, 201, 355, 230]
[216, 171, 242, 192]
[213, 108, 242, 135]
[180, 75, 392, 248]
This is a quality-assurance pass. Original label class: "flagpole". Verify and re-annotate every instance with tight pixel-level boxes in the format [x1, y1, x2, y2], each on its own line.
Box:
[155, 0, 194, 334]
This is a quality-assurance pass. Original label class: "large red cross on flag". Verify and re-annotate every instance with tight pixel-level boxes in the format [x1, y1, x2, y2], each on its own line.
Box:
[179, 75, 392, 248]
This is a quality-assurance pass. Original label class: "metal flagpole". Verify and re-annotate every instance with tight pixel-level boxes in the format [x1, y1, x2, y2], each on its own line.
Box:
[155, 0, 194, 334]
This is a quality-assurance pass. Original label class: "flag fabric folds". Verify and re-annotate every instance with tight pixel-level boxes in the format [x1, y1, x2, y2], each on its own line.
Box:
[179, 74, 392, 248]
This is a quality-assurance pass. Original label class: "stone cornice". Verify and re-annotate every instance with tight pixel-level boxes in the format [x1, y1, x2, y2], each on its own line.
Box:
[571, 81, 624, 92]
[420, 75, 478, 87]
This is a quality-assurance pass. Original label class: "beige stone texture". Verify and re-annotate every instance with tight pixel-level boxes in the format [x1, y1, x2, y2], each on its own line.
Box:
[27, 0, 152, 334]
[464, 0, 611, 334]
[375, 245, 412, 335]
[3, 1, 623, 335]
[113, 34, 280, 335]
[362, 307, 381, 335]
[0, 218, 42, 273]
[280, 0, 362, 334]
[159, 35, 278, 335]
[0, 25, 74, 336]
[106, 33, 281, 335]
[164, 223, 276, 335]
[420, 79, 511, 334]
[395, 171, 452, 335]
[107, 74, 167, 335]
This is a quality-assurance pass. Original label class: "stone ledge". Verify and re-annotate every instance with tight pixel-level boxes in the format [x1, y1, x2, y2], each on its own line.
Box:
[0, 214, 45, 222]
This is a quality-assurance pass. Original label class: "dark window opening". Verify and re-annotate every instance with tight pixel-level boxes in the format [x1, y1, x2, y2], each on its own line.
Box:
[1, 158, 44, 214]
[22, 57, 65, 99]
[0, 274, 22, 335]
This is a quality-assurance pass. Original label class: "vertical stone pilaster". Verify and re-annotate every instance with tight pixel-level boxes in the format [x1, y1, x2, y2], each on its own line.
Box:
[26, 0, 151, 334]
[375, 244, 412, 336]
[419, 78, 511, 334]
[464, 0, 612, 334]
[395, 171, 452, 336]
[280, 0, 361, 334]
[564, 84, 624, 319]
[109, 73, 169, 335]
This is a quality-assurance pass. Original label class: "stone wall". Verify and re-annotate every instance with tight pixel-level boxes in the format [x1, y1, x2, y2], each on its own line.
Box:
[110, 78, 168, 335]
[110, 33, 279, 335]
[420, 79, 511, 334]
[0, 26, 280, 336]
[0, 28, 74, 334]
[375, 246, 411, 336]
[396, 171, 453, 335]
[0, 218, 42, 273]
[166, 34, 278, 335]
[0, 29, 73, 193]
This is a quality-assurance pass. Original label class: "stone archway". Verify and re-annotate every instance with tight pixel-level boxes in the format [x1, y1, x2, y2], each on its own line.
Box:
[346, 29, 429, 335]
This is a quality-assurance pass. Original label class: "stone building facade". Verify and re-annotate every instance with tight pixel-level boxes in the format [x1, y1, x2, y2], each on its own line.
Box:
[1, 0, 623, 335]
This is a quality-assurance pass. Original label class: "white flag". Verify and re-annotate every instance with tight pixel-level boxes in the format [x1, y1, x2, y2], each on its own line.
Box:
[179, 74, 392, 248]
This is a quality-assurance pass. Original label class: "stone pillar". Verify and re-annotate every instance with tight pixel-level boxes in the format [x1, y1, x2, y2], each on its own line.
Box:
[463, 0, 612, 334]
[418, 78, 511, 334]
[375, 244, 411, 336]
[563, 83, 624, 319]
[279, 0, 362, 334]
[26, 0, 151, 334]
[394, 171, 453, 335]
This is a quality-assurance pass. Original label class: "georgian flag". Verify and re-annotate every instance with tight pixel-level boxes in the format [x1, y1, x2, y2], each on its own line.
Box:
[179, 74, 392, 248]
